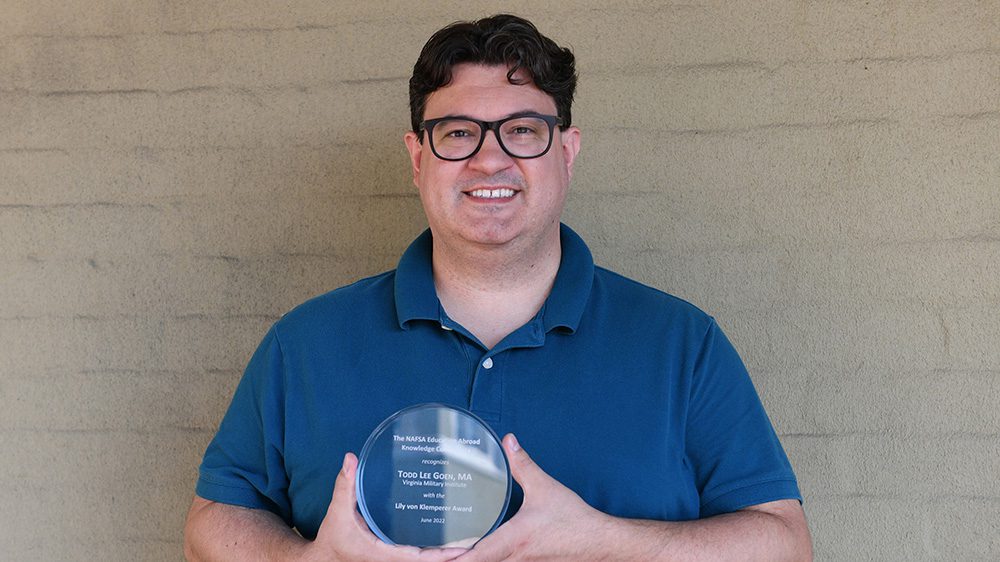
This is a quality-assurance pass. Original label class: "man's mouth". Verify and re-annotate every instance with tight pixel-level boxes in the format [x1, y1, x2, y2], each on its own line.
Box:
[466, 188, 517, 199]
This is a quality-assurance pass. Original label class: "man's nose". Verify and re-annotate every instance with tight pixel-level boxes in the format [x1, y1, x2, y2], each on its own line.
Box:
[467, 131, 514, 174]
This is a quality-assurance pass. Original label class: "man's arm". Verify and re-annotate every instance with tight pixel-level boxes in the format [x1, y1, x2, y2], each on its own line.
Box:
[604, 500, 810, 561]
[184, 497, 310, 561]
[184, 453, 467, 562]
[456, 435, 812, 562]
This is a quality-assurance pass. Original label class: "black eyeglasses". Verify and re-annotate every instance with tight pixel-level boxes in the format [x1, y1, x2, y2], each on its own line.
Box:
[420, 113, 563, 161]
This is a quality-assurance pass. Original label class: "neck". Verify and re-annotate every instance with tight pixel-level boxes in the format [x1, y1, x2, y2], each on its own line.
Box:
[432, 229, 562, 349]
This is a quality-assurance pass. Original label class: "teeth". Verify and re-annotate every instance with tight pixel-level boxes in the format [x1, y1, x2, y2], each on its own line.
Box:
[469, 188, 515, 199]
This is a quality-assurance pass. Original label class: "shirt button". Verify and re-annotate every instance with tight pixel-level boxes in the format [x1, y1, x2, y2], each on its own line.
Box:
[482, 357, 494, 369]
[441, 325, 453, 331]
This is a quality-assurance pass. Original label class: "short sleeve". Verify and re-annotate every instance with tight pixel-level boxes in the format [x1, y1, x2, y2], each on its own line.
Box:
[685, 320, 801, 517]
[196, 326, 293, 524]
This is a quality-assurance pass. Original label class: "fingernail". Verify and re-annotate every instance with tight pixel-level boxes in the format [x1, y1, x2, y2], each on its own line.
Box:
[508, 434, 521, 452]
[342, 453, 351, 474]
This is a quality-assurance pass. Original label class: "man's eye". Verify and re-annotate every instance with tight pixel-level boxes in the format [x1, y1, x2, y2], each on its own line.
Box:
[511, 126, 535, 135]
[446, 129, 474, 138]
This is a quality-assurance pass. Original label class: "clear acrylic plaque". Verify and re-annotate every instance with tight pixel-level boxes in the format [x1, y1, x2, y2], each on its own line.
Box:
[356, 403, 511, 547]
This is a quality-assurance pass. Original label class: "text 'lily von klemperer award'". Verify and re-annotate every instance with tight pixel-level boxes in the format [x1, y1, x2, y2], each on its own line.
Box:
[356, 403, 511, 548]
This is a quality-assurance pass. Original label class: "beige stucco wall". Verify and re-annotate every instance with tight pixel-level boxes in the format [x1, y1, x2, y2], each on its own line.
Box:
[2, 1, 998, 560]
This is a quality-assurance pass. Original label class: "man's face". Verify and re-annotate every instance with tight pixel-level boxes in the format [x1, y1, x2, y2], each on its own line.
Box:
[404, 64, 581, 253]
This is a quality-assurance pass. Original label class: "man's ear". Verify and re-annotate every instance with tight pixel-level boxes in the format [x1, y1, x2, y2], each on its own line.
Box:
[403, 131, 423, 187]
[560, 126, 581, 181]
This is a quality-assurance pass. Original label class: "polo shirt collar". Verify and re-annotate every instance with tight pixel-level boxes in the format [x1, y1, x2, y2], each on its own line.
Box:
[394, 228, 438, 329]
[543, 224, 594, 333]
[394, 224, 594, 334]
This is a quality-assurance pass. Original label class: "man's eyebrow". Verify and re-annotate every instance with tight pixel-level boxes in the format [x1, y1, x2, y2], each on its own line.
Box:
[433, 110, 547, 122]
[503, 110, 548, 119]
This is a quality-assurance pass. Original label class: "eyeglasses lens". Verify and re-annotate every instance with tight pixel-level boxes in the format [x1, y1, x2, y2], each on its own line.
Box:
[431, 117, 552, 160]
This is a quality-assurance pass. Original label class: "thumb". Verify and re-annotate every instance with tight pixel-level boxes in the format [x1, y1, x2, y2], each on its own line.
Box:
[315, 452, 367, 545]
[502, 434, 549, 493]
[330, 452, 359, 514]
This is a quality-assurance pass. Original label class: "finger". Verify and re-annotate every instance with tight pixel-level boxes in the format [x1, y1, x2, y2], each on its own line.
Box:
[502, 433, 548, 492]
[411, 546, 471, 561]
[333, 454, 470, 561]
[332, 452, 359, 508]
[376, 541, 470, 561]
[368, 542, 469, 562]
[328, 452, 369, 532]
[448, 527, 516, 562]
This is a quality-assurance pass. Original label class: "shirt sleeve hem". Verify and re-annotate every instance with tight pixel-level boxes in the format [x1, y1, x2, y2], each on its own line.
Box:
[700, 478, 802, 518]
[195, 476, 272, 512]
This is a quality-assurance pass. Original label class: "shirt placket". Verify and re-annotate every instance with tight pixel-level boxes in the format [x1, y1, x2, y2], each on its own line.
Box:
[468, 349, 503, 426]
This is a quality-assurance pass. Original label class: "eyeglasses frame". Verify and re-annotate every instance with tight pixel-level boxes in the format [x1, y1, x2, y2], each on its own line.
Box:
[419, 113, 564, 161]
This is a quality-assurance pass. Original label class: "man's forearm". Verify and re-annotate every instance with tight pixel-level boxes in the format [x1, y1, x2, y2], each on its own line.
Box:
[184, 497, 310, 562]
[599, 500, 812, 562]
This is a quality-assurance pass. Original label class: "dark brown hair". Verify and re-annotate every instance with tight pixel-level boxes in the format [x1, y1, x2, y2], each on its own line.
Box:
[408, 14, 577, 133]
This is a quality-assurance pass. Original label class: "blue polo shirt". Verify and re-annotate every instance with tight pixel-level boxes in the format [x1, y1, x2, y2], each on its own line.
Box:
[197, 224, 800, 540]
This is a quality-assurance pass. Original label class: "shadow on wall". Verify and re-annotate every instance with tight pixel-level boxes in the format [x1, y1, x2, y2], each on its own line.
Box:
[205, 136, 429, 319]
[163, 125, 430, 547]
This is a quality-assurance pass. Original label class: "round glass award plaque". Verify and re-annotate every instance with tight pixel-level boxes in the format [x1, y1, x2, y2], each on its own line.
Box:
[356, 403, 511, 548]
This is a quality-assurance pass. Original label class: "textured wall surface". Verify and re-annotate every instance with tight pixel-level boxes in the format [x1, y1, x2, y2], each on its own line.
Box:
[2, 1, 998, 560]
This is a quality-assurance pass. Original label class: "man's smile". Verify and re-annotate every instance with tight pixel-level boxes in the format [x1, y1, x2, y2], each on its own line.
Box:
[465, 187, 518, 199]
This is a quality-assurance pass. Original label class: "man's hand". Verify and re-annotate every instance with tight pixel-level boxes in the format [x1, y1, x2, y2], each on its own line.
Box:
[453, 435, 813, 562]
[184, 453, 468, 562]
[304, 453, 469, 562]
[452, 434, 613, 562]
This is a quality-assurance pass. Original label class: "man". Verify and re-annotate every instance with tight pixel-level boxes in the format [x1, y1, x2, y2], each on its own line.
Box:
[185, 14, 812, 561]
